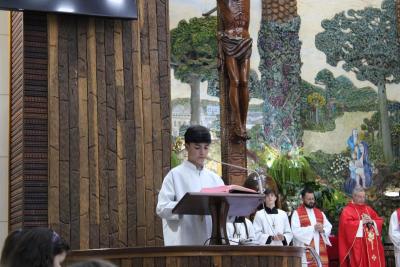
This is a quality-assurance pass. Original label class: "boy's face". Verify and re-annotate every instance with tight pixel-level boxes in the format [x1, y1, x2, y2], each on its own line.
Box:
[265, 193, 277, 207]
[186, 142, 210, 168]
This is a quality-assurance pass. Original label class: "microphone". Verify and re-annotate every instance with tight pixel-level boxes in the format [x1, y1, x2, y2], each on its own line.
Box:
[207, 157, 264, 194]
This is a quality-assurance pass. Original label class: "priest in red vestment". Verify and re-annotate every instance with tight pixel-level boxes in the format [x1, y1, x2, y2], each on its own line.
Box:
[338, 187, 385, 267]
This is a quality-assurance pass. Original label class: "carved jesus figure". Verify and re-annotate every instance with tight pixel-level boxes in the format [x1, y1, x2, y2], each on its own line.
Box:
[217, 0, 252, 140]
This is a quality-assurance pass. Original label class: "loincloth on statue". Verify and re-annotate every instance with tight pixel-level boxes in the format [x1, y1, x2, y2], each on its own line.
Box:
[218, 33, 252, 62]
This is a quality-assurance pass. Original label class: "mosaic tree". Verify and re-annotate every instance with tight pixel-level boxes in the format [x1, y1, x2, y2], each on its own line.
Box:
[171, 16, 218, 125]
[315, 69, 336, 99]
[316, 0, 400, 162]
[307, 92, 326, 124]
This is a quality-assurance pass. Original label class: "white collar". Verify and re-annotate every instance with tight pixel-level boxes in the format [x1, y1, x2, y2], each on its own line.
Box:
[183, 160, 204, 171]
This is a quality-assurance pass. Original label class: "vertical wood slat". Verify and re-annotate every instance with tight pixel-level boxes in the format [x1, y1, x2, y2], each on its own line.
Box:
[67, 16, 80, 249]
[104, 19, 118, 247]
[95, 18, 110, 248]
[58, 15, 71, 242]
[156, 0, 170, 245]
[135, 0, 147, 247]
[146, 0, 159, 247]
[140, 0, 154, 247]
[114, 19, 128, 247]
[123, 19, 137, 248]
[47, 13, 60, 233]
[132, 3, 144, 177]
[78, 17, 90, 250]
[148, 0, 162, 247]
[87, 17, 100, 249]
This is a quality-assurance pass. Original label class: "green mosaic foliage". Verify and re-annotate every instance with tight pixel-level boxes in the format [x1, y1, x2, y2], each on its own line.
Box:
[258, 16, 303, 150]
[315, 0, 400, 162]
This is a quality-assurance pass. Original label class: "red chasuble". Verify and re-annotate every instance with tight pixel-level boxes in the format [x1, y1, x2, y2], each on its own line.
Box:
[338, 202, 385, 267]
[297, 205, 329, 267]
[397, 208, 400, 225]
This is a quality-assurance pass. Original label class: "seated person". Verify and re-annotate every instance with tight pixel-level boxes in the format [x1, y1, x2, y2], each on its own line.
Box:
[7, 228, 69, 267]
[156, 125, 225, 246]
[226, 216, 256, 245]
[253, 188, 293, 245]
[0, 229, 24, 266]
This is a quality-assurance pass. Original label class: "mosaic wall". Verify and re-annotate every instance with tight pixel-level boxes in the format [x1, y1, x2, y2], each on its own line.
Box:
[170, 0, 400, 234]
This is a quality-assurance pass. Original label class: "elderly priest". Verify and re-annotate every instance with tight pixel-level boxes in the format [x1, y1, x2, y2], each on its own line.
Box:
[338, 187, 385, 267]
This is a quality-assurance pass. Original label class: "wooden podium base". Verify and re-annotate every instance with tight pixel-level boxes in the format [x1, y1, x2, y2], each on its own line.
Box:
[66, 246, 305, 267]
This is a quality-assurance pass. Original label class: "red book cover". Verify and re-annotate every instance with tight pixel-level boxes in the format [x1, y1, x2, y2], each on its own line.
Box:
[200, 185, 258, 194]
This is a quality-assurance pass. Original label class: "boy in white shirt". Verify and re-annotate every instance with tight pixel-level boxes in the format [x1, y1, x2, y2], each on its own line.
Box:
[156, 125, 224, 246]
[226, 216, 256, 245]
[253, 188, 293, 246]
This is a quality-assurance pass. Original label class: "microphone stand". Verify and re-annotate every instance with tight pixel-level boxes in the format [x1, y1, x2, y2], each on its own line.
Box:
[207, 157, 282, 245]
[207, 157, 264, 194]
[207, 158, 278, 237]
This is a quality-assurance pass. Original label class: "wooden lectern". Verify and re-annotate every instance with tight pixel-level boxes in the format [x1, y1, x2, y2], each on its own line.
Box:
[172, 192, 264, 245]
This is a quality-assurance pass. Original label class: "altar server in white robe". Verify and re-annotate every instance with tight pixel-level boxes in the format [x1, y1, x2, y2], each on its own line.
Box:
[156, 125, 224, 246]
[253, 188, 293, 246]
[226, 216, 256, 245]
[291, 188, 332, 267]
[389, 205, 400, 267]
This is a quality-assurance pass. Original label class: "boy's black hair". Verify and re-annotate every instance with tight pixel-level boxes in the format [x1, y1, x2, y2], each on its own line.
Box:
[184, 125, 211, 144]
[263, 188, 277, 196]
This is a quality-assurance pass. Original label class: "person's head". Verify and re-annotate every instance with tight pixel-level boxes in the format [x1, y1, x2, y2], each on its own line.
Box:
[243, 173, 260, 192]
[8, 228, 70, 267]
[301, 188, 315, 209]
[0, 228, 24, 266]
[68, 259, 117, 267]
[184, 125, 211, 168]
[352, 187, 366, 204]
[264, 188, 277, 208]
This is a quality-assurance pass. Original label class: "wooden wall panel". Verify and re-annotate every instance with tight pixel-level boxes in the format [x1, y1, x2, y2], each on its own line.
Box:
[9, 11, 49, 230]
[9, 11, 24, 230]
[9, 0, 170, 249]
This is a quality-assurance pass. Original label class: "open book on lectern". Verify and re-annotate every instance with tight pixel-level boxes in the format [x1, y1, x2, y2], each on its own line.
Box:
[200, 185, 258, 194]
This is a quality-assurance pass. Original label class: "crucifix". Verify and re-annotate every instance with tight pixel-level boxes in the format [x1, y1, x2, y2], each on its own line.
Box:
[217, 0, 252, 140]
[204, 0, 252, 185]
